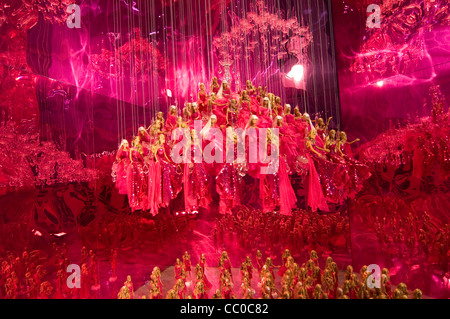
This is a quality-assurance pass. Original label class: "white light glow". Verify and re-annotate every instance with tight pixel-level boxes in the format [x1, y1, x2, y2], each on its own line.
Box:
[287, 65, 304, 82]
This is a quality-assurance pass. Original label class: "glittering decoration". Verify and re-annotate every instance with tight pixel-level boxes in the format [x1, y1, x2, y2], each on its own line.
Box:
[0, 123, 98, 192]
[213, 0, 312, 78]
[90, 28, 167, 81]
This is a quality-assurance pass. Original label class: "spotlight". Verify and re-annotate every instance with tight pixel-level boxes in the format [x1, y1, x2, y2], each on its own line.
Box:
[287, 64, 304, 82]
[175, 212, 179, 216]
[181, 211, 186, 215]
[376, 80, 384, 87]
[192, 210, 198, 215]
[167, 89, 172, 97]
[32, 229, 42, 237]
[51, 232, 67, 237]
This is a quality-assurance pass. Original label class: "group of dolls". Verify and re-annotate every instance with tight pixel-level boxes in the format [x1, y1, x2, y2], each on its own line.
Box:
[215, 206, 349, 257]
[116, 249, 423, 299]
[0, 242, 424, 299]
[112, 77, 371, 216]
[0, 244, 102, 299]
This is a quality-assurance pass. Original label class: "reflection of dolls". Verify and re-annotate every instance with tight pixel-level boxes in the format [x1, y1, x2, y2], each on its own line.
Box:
[80, 264, 90, 299]
[39, 281, 53, 299]
[313, 284, 328, 299]
[220, 251, 233, 281]
[124, 275, 134, 299]
[25, 272, 38, 299]
[89, 253, 100, 291]
[81, 246, 88, 264]
[182, 251, 192, 280]
[193, 280, 206, 299]
[176, 278, 186, 299]
[244, 256, 255, 281]
[109, 249, 117, 282]
[54, 270, 65, 299]
[199, 254, 212, 291]
[256, 250, 263, 272]
[222, 277, 233, 299]
[310, 250, 319, 267]
[117, 285, 130, 299]
[151, 267, 163, 293]
[166, 288, 179, 299]
[175, 258, 186, 282]
[5, 278, 17, 299]
[412, 289, 422, 299]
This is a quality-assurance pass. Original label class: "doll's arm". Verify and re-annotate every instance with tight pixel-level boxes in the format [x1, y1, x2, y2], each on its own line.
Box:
[348, 138, 360, 145]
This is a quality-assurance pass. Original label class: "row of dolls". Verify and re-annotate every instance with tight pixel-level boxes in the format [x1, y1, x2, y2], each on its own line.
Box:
[112, 78, 371, 215]
[215, 207, 349, 257]
[117, 249, 423, 299]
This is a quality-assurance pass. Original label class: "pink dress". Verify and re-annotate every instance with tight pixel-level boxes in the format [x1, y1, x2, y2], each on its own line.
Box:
[227, 108, 239, 128]
[274, 103, 283, 116]
[309, 139, 349, 206]
[198, 91, 208, 115]
[165, 113, 178, 132]
[259, 152, 297, 215]
[285, 114, 294, 124]
[114, 148, 130, 194]
[183, 144, 211, 211]
[200, 260, 212, 290]
[238, 100, 251, 128]
[216, 144, 244, 214]
[303, 143, 329, 212]
[189, 111, 201, 129]
[338, 144, 372, 199]
[315, 128, 326, 149]
[202, 126, 224, 176]
[245, 128, 261, 178]
[258, 107, 273, 128]
[213, 104, 227, 127]
[278, 124, 299, 170]
[148, 146, 183, 215]
[175, 264, 184, 281]
[249, 97, 260, 115]
[126, 148, 148, 212]
[211, 83, 220, 94]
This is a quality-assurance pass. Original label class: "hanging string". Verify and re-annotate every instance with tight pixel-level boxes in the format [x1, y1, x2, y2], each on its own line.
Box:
[317, 0, 328, 120]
